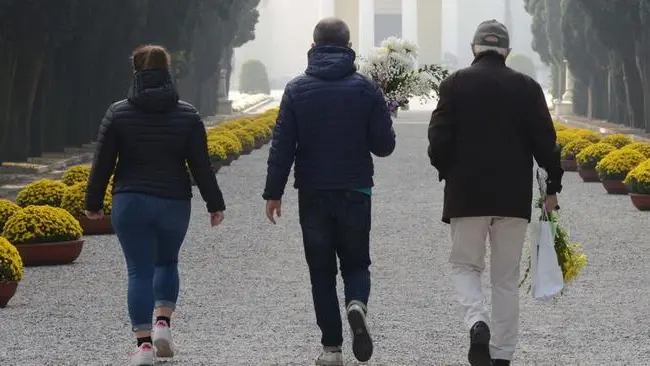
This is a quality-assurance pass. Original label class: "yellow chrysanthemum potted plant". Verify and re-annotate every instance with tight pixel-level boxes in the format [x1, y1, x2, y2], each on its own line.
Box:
[621, 142, 650, 158]
[560, 138, 592, 172]
[60, 181, 114, 235]
[15, 179, 67, 207]
[208, 133, 243, 166]
[0, 237, 23, 308]
[231, 129, 256, 155]
[61, 165, 91, 186]
[244, 122, 273, 148]
[623, 158, 650, 211]
[595, 149, 645, 194]
[207, 141, 227, 173]
[0, 199, 20, 232]
[601, 133, 633, 149]
[571, 128, 601, 143]
[555, 130, 578, 151]
[575, 142, 617, 182]
[2, 205, 84, 267]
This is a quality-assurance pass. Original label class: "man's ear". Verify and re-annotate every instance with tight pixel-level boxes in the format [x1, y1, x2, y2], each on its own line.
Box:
[311, 42, 316, 48]
[348, 41, 352, 48]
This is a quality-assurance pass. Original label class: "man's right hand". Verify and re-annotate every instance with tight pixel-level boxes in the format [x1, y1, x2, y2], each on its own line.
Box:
[210, 211, 225, 227]
[544, 195, 559, 212]
[265, 200, 282, 224]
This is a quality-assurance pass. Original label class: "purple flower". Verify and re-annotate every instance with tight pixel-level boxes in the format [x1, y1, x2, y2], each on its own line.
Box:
[387, 100, 400, 113]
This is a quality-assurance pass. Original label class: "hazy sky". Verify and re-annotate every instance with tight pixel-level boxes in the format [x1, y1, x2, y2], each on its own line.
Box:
[232, 0, 538, 90]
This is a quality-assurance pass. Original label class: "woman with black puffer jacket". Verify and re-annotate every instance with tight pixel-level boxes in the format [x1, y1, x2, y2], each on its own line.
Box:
[85, 44, 226, 366]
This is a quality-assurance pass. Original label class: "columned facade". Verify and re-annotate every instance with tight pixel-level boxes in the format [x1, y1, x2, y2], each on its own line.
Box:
[322, 0, 442, 64]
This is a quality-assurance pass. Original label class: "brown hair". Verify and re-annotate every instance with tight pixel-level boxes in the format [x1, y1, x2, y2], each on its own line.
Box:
[132, 44, 171, 71]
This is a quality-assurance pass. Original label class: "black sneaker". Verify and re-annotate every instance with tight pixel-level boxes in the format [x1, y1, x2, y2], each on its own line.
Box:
[346, 300, 373, 362]
[468, 321, 492, 366]
[493, 360, 510, 366]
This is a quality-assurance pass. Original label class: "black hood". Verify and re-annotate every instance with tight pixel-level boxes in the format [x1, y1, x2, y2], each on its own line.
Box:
[305, 45, 357, 80]
[127, 69, 179, 113]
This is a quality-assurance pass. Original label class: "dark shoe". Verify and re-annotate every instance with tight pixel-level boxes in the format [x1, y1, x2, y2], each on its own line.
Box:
[468, 321, 492, 366]
[346, 300, 373, 362]
[493, 360, 510, 366]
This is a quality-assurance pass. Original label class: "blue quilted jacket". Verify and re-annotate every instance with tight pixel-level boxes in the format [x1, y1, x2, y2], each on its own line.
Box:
[262, 45, 396, 200]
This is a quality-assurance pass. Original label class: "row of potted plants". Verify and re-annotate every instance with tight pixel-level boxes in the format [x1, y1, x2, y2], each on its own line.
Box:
[0, 202, 84, 307]
[197, 108, 278, 178]
[0, 109, 281, 308]
[555, 122, 650, 211]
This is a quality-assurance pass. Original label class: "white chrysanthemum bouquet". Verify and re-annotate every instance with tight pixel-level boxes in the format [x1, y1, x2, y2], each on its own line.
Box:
[357, 37, 449, 114]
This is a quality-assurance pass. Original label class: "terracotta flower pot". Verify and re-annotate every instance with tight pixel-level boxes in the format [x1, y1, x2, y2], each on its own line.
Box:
[0, 281, 18, 308]
[222, 154, 238, 166]
[208, 158, 223, 173]
[577, 167, 600, 182]
[561, 159, 577, 171]
[16, 239, 84, 267]
[601, 179, 628, 195]
[77, 215, 114, 235]
[630, 193, 650, 211]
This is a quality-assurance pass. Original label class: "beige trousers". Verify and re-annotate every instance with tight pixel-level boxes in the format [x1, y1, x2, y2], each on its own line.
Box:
[449, 216, 528, 361]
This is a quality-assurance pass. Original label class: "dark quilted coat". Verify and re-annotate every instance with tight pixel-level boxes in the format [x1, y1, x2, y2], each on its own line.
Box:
[262, 45, 396, 200]
[86, 69, 225, 213]
[427, 52, 563, 223]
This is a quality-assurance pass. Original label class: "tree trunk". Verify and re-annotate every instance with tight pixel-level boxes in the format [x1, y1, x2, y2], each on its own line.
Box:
[3, 45, 45, 161]
[24, 48, 46, 157]
[593, 70, 608, 120]
[44, 46, 71, 153]
[0, 46, 18, 161]
[573, 79, 588, 116]
[622, 55, 646, 129]
[636, 34, 650, 131]
[608, 51, 627, 124]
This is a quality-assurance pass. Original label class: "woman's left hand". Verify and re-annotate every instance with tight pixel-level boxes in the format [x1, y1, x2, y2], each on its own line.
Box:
[85, 210, 105, 220]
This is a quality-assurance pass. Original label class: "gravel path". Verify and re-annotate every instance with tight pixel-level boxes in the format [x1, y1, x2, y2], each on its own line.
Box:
[2, 110, 649, 365]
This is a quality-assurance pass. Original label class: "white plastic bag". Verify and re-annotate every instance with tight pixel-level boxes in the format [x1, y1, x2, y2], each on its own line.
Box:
[530, 216, 564, 301]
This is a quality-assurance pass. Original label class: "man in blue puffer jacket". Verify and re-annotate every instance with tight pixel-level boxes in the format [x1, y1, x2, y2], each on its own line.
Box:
[262, 17, 395, 366]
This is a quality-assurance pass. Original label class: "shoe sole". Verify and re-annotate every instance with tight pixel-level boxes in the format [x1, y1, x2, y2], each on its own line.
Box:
[131, 356, 154, 366]
[468, 328, 491, 366]
[315, 360, 344, 366]
[347, 308, 373, 362]
[153, 338, 174, 358]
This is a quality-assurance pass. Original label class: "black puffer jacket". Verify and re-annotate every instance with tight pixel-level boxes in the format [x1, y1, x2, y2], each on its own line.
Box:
[85, 69, 225, 213]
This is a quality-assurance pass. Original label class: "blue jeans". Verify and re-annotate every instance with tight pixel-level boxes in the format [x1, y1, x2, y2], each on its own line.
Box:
[298, 190, 372, 347]
[111, 193, 191, 332]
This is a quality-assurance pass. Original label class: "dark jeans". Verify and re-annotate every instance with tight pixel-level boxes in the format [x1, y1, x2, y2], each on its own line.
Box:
[298, 189, 372, 347]
[111, 193, 191, 332]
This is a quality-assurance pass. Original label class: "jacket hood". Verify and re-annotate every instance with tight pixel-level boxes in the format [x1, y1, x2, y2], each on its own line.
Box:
[305, 45, 357, 80]
[127, 69, 179, 113]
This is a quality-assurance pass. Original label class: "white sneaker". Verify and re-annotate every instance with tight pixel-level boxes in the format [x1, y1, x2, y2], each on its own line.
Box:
[315, 346, 344, 366]
[130, 343, 154, 366]
[152, 320, 175, 358]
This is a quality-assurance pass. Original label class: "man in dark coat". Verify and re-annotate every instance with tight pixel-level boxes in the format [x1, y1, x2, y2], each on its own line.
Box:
[427, 20, 563, 366]
[262, 17, 395, 366]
